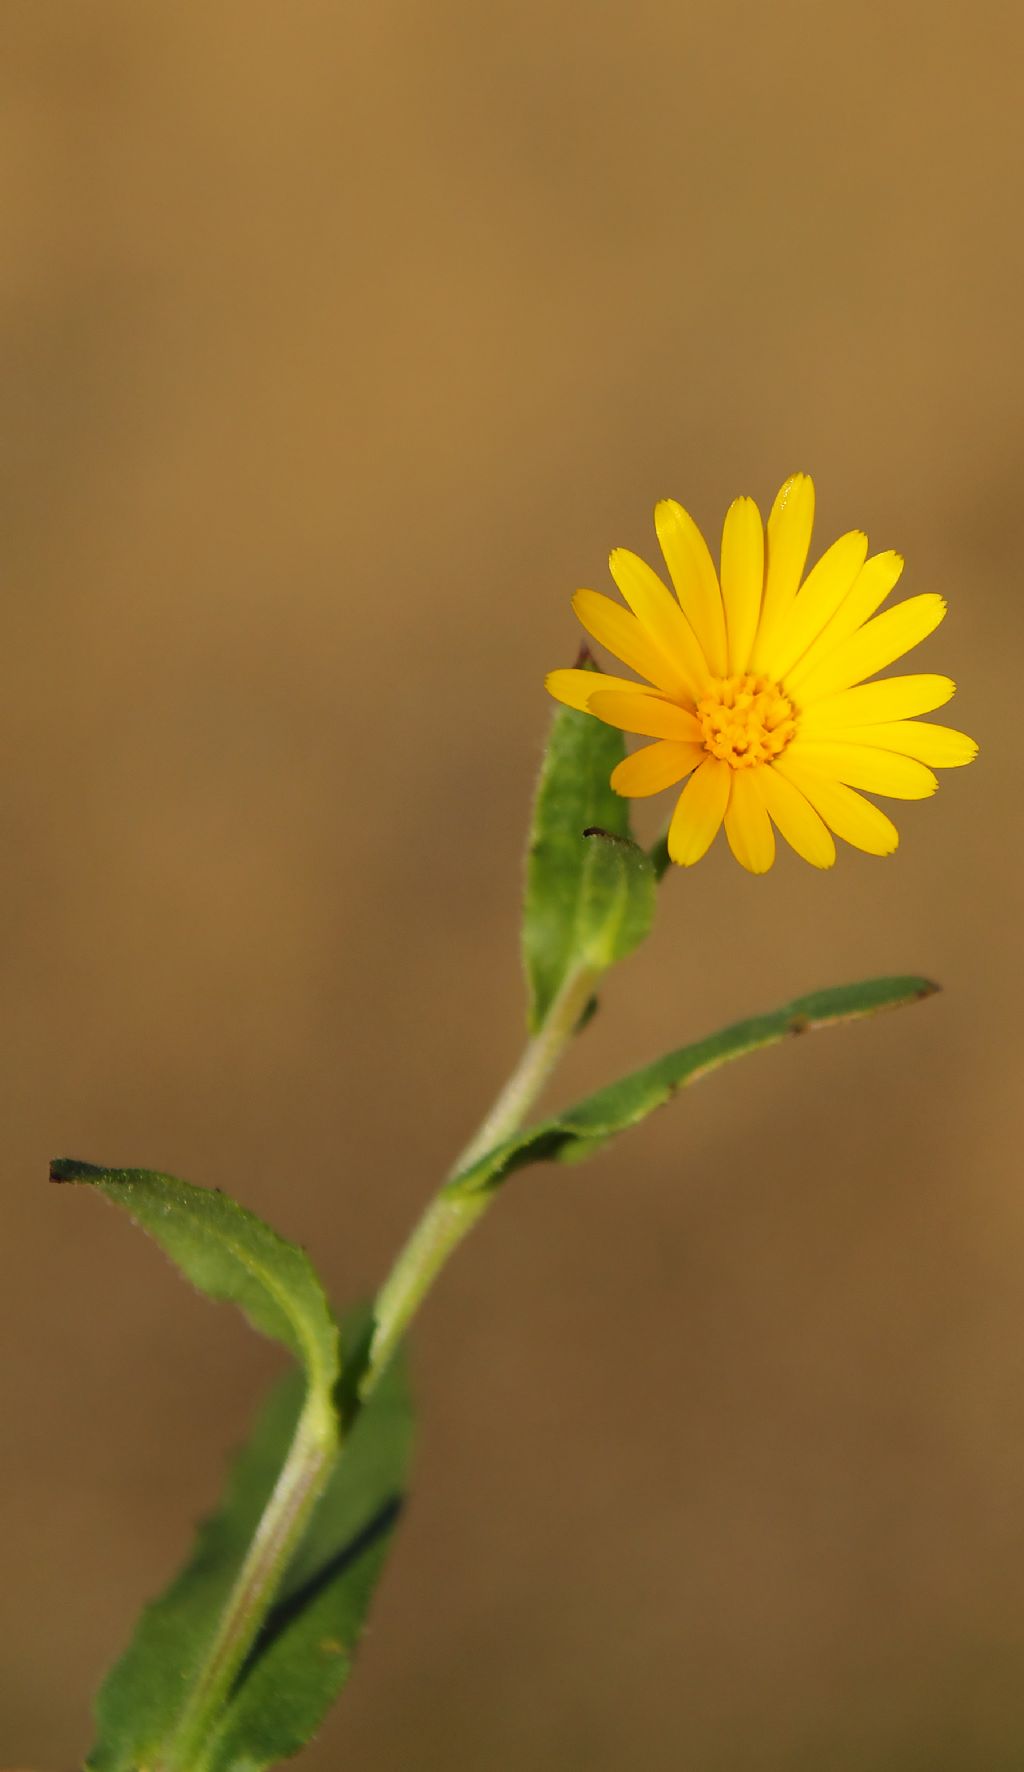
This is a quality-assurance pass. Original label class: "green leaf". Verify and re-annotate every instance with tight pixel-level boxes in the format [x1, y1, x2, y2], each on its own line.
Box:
[50, 1160, 339, 1403]
[524, 666, 656, 1031]
[449, 975, 939, 1193]
[85, 1313, 413, 1772]
[577, 826, 657, 970]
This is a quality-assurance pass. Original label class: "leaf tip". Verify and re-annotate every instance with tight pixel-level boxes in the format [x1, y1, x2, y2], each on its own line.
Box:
[49, 1156, 106, 1185]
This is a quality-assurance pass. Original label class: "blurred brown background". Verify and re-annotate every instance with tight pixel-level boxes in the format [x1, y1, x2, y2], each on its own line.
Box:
[1, 2, 1019, 1767]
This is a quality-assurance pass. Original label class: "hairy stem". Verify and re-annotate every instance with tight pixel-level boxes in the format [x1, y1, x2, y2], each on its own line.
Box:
[163, 1395, 337, 1772]
[359, 961, 600, 1402]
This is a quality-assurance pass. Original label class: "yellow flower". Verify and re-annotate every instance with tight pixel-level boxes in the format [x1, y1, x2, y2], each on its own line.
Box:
[546, 475, 977, 873]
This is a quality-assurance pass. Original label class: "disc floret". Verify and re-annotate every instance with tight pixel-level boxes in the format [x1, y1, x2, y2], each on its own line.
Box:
[697, 673, 797, 769]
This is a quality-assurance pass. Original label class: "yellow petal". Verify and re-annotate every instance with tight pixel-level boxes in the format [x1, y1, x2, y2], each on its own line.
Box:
[719, 496, 764, 674]
[784, 551, 904, 693]
[798, 674, 955, 732]
[756, 765, 836, 868]
[788, 739, 937, 799]
[572, 590, 689, 696]
[610, 740, 704, 797]
[767, 531, 868, 681]
[666, 758, 730, 866]
[545, 667, 653, 713]
[773, 757, 900, 855]
[750, 473, 816, 670]
[723, 768, 775, 873]
[588, 689, 702, 741]
[832, 719, 978, 769]
[794, 594, 946, 703]
[607, 549, 709, 697]
[654, 499, 728, 677]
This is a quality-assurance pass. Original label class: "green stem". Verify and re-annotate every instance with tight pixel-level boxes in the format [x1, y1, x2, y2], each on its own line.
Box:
[359, 961, 600, 1402]
[164, 1394, 337, 1772]
[165, 961, 597, 1767]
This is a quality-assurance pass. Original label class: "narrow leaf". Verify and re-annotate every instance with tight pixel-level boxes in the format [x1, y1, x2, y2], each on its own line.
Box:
[524, 666, 655, 1030]
[50, 1160, 339, 1401]
[450, 976, 938, 1192]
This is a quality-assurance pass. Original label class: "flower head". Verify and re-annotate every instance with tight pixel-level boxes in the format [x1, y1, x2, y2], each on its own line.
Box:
[546, 475, 976, 872]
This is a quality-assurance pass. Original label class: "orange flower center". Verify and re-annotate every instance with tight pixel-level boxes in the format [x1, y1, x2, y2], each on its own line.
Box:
[697, 673, 797, 769]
